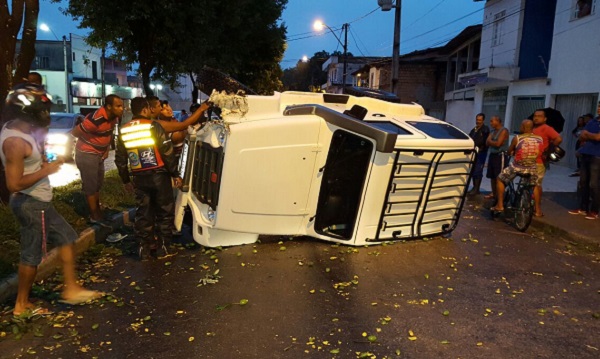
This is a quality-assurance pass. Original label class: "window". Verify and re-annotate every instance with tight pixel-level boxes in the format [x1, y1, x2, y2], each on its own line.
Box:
[574, 0, 595, 19]
[34, 56, 50, 69]
[72, 52, 76, 61]
[92, 60, 98, 79]
[492, 10, 506, 47]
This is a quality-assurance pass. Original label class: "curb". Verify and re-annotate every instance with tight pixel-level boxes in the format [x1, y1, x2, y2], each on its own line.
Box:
[0, 208, 135, 305]
[467, 194, 598, 248]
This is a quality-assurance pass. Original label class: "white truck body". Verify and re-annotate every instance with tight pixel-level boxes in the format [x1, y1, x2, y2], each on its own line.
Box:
[174, 91, 475, 247]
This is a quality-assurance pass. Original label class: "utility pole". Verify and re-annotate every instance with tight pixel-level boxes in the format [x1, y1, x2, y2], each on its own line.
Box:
[379, 0, 402, 96]
[63, 35, 70, 112]
[101, 47, 106, 100]
[391, 1, 401, 96]
[342, 23, 348, 92]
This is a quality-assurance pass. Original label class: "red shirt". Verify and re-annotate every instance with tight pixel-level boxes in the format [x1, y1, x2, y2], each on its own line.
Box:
[532, 124, 560, 164]
[75, 107, 118, 155]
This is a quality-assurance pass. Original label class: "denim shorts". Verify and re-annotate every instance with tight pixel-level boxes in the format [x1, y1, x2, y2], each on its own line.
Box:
[75, 150, 105, 195]
[9, 193, 78, 266]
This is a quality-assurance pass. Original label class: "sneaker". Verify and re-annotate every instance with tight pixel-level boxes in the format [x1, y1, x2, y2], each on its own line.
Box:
[585, 212, 598, 220]
[568, 209, 586, 215]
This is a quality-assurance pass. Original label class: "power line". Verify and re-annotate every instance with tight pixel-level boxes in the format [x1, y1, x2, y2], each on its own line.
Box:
[402, 0, 447, 30]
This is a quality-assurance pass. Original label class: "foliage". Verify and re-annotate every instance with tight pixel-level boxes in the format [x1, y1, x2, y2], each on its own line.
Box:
[0, 170, 135, 280]
[282, 51, 331, 92]
[61, 0, 288, 96]
[0, 0, 39, 115]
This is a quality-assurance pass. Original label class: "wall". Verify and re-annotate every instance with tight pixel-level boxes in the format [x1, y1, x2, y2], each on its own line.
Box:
[445, 100, 476, 133]
[397, 62, 445, 114]
[479, 0, 525, 69]
[547, 0, 600, 95]
[71, 35, 102, 80]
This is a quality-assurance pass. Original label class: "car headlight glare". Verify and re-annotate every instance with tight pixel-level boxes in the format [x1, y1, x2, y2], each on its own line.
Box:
[46, 133, 69, 145]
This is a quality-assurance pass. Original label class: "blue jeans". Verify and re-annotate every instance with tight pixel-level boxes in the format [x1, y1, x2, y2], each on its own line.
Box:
[472, 149, 488, 180]
[9, 193, 78, 266]
[579, 155, 600, 213]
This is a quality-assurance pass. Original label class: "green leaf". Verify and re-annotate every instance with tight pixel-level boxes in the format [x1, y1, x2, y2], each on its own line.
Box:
[330, 348, 340, 354]
[239, 299, 249, 305]
[144, 316, 151, 321]
[92, 323, 99, 330]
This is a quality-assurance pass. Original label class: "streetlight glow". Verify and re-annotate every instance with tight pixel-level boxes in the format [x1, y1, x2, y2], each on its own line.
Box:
[302, 55, 308, 63]
[313, 20, 324, 31]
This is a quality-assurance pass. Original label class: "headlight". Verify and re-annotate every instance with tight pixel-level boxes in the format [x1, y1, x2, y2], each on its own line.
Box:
[46, 133, 69, 145]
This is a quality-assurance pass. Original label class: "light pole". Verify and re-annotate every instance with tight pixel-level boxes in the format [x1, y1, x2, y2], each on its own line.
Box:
[379, 0, 402, 96]
[314, 20, 349, 92]
[40, 23, 70, 113]
[150, 84, 163, 97]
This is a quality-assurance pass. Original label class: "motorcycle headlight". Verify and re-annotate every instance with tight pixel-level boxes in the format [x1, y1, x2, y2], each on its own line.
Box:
[46, 133, 69, 145]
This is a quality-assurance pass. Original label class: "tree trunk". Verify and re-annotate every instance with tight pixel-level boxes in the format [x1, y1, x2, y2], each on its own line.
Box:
[13, 0, 39, 85]
[189, 72, 198, 103]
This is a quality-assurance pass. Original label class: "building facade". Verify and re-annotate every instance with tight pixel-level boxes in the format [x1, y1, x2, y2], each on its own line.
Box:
[453, 0, 599, 169]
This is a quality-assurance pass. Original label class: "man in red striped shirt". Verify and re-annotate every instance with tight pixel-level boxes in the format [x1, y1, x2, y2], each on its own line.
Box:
[72, 95, 124, 225]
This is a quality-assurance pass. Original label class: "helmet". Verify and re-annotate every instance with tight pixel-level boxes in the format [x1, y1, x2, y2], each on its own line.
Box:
[4, 82, 53, 127]
[549, 145, 566, 162]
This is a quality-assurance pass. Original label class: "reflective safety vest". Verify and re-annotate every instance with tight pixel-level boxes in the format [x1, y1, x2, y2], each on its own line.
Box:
[120, 119, 165, 172]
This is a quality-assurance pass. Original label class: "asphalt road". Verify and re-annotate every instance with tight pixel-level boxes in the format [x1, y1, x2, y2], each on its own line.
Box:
[1, 202, 599, 358]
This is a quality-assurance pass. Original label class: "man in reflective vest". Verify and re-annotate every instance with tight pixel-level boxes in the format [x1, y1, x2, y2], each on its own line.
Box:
[115, 97, 182, 259]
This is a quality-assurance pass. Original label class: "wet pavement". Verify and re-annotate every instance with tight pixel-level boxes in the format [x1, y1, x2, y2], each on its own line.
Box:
[1, 203, 599, 358]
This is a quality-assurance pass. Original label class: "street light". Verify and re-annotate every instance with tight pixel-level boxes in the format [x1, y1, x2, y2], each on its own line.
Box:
[40, 23, 70, 112]
[313, 20, 349, 92]
[149, 84, 163, 97]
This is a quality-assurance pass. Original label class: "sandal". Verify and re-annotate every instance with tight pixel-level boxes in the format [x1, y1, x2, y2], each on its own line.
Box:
[490, 206, 504, 213]
[13, 307, 53, 318]
[484, 194, 495, 199]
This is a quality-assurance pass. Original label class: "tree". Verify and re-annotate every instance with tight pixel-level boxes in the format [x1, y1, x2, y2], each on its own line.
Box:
[0, 0, 40, 204]
[63, 0, 287, 97]
[281, 51, 330, 92]
[0, 0, 39, 115]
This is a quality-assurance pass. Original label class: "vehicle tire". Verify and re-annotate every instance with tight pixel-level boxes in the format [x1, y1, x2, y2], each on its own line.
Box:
[502, 185, 514, 218]
[514, 189, 533, 232]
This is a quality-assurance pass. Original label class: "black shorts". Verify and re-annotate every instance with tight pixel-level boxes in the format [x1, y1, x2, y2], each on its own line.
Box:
[486, 152, 508, 179]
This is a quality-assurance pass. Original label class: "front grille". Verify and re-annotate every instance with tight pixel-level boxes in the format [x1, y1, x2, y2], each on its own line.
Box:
[192, 142, 224, 210]
[372, 148, 475, 241]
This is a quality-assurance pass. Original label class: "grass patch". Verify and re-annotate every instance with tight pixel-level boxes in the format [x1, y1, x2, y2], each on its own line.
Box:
[0, 169, 135, 280]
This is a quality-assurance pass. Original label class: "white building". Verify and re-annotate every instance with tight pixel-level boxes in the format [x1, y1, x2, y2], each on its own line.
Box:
[447, 0, 599, 169]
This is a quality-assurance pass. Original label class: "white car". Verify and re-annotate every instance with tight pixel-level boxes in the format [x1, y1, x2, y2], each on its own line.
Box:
[46, 113, 84, 161]
[174, 91, 475, 248]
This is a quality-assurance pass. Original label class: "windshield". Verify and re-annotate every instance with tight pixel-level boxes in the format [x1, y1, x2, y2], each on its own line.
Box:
[405, 121, 469, 140]
[50, 115, 75, 129]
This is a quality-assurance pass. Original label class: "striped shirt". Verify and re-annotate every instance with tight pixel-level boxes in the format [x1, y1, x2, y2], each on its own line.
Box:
[75, 107, 118, 155]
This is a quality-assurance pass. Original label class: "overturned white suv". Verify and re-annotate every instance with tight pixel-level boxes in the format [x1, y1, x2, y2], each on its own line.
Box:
[174, 91, 475, 248]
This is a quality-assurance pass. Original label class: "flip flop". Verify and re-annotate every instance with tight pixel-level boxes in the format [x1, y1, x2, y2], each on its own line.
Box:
[534, 213, 544, 217]
[13, 307, 54, 318]
[490, 206, 504, 213]
[106, 233, 127, 243]
[484, 194, 495, 199]
[59, 290, 105, 305]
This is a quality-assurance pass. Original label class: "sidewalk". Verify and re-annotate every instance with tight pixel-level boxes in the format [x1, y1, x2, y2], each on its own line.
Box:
[474, 164, 600, 247]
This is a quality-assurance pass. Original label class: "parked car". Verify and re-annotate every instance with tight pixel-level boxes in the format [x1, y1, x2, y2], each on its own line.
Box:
[173, 91, 476, 248]
[45, 113, 84, 162]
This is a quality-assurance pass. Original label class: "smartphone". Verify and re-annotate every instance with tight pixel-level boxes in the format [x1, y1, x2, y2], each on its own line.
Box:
[46, 152, 57, 163]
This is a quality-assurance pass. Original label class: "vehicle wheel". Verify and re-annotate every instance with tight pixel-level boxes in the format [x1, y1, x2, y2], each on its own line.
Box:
[514, 189, 533, 232]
